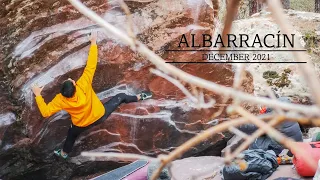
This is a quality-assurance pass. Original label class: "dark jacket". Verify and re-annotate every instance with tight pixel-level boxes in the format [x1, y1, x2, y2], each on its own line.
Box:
[238, 97, 303, 155]
[222, 149, 279, 180]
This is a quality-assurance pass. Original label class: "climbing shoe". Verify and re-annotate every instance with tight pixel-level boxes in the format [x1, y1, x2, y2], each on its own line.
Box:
[54, 149, 68, 159]
[140, 91, 152, 100]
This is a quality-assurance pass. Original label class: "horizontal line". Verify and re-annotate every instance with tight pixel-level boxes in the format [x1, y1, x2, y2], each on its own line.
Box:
[165, 49, 307, 52]
[165, 61, 307, 64]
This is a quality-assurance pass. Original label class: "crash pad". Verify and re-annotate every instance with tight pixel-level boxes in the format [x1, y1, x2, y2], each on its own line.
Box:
[91, 160, 148, 180]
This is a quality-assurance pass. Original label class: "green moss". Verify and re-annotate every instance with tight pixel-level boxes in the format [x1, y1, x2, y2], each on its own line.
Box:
[274, 72, 291, 88]
[304, 30, 317, 52]
[266, 79, 273, 86]
[263, 71, 279, 79]
[263, 69, 292, 88]
[284, 68, 292, 74]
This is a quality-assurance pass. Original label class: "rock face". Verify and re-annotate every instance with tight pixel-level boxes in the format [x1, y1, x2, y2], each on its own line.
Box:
[229, 10, 320, 98]
[0, 0, 253, 179]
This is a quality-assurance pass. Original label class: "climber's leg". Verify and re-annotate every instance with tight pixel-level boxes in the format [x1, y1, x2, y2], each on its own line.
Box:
[60, 124, 88, 156]
[54, 92, 152, 158]
[92, 92, 153, 126]
[104, 92, 153, 116]
[104, 93, 138, 117]
[55, 93, 140, 158]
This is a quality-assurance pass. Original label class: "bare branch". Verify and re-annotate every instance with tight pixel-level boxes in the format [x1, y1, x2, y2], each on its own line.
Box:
[67, 0, 320, 116]
[225, 117, 282, 163]
[66, 1, 320, 179]
[151, 161, 167, 180]
[150, 114, 274, 180]
[81, 152, 158, 162]
[265, 88, 284, 115]
[228, 126, 250, 140]
[150, 69, 198, 103]
[118, 0, 138, 50]
[253, 71, 285, 115]
[219, 0, 241, 52]
[233, 64, 246, 90]
[267, 0, 320, 108]
[232, 64, 246, 106]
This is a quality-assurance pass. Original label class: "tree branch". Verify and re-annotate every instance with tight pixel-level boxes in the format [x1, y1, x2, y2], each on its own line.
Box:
[81, 152, 158, 162]
[225, 117, 282, 163]
[267, 0, 320, 108]
[150, 114, 273, 180]
[67, 0, 320, 116]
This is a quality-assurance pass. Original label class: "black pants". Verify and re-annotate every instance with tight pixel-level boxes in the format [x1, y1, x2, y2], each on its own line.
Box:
[63, 93, 138, 153]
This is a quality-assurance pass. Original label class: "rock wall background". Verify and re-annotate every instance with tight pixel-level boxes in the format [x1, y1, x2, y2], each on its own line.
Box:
[0, 0, 254, 179]
[1, 0, 319, 179]
[231, 10, 320, 98]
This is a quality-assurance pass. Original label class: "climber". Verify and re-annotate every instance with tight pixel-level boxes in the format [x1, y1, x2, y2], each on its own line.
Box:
[31, 31, 152, 159]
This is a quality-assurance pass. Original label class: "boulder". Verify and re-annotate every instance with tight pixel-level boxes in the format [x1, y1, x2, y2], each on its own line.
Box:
[0, 0, 253, 179]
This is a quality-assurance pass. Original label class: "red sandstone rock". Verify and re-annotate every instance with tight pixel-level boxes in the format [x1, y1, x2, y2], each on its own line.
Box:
[0, 0, 253, 179]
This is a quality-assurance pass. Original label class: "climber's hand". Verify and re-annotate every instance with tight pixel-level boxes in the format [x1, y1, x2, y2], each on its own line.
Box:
[32, 85, 44, 96]
[90, 31, 97, 45]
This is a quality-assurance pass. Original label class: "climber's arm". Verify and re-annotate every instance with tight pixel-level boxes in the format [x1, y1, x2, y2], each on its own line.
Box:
[35, 95, 62, 118]
[32, 85, 62, 117]
[77, 32, 98, 90]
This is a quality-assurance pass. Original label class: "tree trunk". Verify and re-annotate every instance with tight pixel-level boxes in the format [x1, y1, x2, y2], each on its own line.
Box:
[249, 0, 265, 16]
[281, 0, 290, 9]
[316, 0, 320, 13]
[249, 0, 258, 15]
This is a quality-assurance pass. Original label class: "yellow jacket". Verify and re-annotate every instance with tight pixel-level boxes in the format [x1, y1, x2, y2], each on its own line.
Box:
[35, 44, 105, 127]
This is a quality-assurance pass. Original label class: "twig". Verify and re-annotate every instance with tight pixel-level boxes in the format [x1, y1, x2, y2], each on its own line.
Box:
[228, 126, 249, 140]
[151, 160, 167, 180]
[150, 114, 274, 180]
[81, 152, 158, 162]
[232, 64, 246, 106]
[225, 117, 282, 163]
[233, 64, 246, 90]
[203, 170, 218, 180]
[190, 84, 199, 99]
[210, 98, 229, 118]
[118, 0, 138, 50]
[151, 68, 216, 109]
[151, 118, 250, 180]
[285, 116, 320, 126]
[219, 0, 241, 52]
[225, 145, 231, 158]
[253, 71, 285, 115]
[150, 69, 198, 103]
[234, 106, 318, 169]
[211, 64, 245, 119]
[66, 1, 320, 179]
[265, 88, 284, 115]
[67, 0, 320, 116]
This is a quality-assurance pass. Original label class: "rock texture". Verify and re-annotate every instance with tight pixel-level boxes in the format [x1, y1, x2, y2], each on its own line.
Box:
[229, 9, 320, 99]
[0, 0, 319, 178]
[0, 0, 253, 179]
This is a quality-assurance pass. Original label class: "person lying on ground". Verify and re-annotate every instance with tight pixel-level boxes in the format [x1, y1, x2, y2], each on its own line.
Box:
[31, 31, 152, 159]
[238, 96, 303, 156]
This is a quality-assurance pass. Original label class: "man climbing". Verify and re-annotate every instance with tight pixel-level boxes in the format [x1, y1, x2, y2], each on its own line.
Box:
[31, 31, 152, 159]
